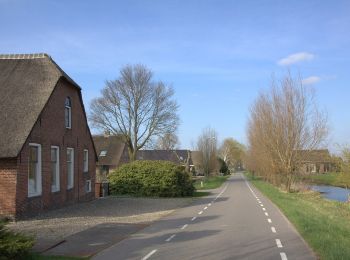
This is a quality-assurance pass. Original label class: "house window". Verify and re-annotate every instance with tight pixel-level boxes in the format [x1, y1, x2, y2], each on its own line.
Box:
[28, 143, 42, 197]
[65, 97, 72, 129]
[86, 180, 92, 193]
[51, 146, 60, 192]
[83, 149, 88, 172]
[67, 148, 74, 189]
[99, 150, 107, 157]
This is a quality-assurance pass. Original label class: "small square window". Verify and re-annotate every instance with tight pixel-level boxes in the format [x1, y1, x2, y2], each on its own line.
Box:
[99, 150, 107, 157]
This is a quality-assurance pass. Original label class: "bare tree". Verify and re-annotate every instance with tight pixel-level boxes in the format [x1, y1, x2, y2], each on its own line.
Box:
[155, 132, 180, 150]
[219, 138, 245, 170]
[196, 127, 218, 177]
[246, 73, 328, 191]
[90, 64, 179, 161]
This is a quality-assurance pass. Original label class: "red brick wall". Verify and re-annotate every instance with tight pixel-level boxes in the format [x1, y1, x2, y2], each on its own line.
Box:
[0, 158, 17, 217]
[14, 78, 96, 218]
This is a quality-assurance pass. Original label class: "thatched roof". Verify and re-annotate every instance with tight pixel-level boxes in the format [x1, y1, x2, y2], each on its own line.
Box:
[93, 135, 126, 166]
[135, 150, 192, 165]
[0, 53, 87, 158]
[297, 149, 332, 163]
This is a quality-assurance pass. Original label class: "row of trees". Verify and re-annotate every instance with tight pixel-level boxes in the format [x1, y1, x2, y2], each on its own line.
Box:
[195, 127, 245, 176]
[245, 73, 329, 192]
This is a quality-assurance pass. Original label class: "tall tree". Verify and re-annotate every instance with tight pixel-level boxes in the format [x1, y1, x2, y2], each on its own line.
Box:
[196, 127, 218, 176]
[219, 138, 245, 170]
[246, 73, 328, 191]
[155, 132, 179, 150]
[90, 64, 179, 161]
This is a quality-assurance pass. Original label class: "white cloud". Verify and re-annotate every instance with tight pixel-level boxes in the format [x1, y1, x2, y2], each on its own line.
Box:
[278, 52, 315, 66]
[302, 76, 321, 85]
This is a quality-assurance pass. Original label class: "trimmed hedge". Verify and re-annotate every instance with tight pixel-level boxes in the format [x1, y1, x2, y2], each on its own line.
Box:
[108, 160, 194, 197]
[0, 220, 34, 260]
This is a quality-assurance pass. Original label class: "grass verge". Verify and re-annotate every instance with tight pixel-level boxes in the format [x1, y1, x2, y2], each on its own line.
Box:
[246, 172, 350, 260]
[301, 172, 350, 188]
[194, 175, 229, 190]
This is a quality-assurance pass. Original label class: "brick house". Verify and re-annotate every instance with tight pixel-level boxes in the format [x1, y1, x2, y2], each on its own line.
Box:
[93, 134, 193, 180]
[0, 53, 97, 219]
[298, 149, 333, 174]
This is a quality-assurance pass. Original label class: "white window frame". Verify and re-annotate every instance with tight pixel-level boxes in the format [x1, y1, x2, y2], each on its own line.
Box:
[65, 97, 72, 129]
[67, 148, 74, 189]
[51, 146, 60, 192]
[86, 180, 92, 193]
[83, 149, 88, 173]
[99, 150, 107, 157]
[28, 143, 42, 197]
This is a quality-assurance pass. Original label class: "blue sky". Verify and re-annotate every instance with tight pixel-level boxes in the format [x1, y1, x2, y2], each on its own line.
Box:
[1, 0, 349, 152]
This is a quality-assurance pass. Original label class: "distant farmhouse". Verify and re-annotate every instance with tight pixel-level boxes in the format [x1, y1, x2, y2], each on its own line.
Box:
[93, 134, 195, 180]
[0, 54, 96, 218]
[298, 149, 334, 174]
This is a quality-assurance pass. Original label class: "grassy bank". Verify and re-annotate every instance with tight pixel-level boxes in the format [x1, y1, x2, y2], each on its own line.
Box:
[301, 172, 350, 188]
[194, 175, 229, 190]
[246, 173, 350, 260]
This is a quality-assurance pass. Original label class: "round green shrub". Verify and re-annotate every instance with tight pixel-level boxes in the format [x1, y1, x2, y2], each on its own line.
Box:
[108, 160, 194, 197]
[0, 220, 34, 260]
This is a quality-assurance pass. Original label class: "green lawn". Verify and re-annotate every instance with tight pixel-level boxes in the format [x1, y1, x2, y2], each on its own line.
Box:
[194, 175, 229, 190]
[246, 172, 350, 260]
[302, 172, 350, 188]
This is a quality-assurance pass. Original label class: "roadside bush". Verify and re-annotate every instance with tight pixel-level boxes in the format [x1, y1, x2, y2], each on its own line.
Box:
[108, 160, 194, 197]
[0, 220, 34, 260]
[218, 158, 229, 175]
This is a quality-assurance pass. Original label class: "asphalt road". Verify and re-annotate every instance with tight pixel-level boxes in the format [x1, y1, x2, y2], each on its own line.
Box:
[93, 173, 316, 260]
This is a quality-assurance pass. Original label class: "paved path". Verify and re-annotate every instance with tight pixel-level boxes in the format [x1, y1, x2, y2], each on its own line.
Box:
[93, 174, 316, 260]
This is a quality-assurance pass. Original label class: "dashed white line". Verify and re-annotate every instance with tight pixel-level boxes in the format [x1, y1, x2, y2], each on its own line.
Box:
[198, 211, 203, 215]
[204, 206, 208, 210]
[165, 234, 176, 242]
[265, 212, 269, 216]
[208, 203, 212, 206]
[191, 217, 197, 221]
[267, 218, 272, 223]
[262, 208, 266, 211]
[271, 227, 276, 233]
[276, 239, 283, 248]
[142, 249, 157, 260]
[280, 252, 288, 260]
[260, 204, 264, 207]
[181, 224, 188, 230]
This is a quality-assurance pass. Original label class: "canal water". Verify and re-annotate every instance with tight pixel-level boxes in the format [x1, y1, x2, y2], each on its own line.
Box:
[312, 185, 350, 202]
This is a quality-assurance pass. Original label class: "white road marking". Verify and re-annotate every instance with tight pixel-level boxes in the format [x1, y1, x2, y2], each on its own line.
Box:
[260, 204, 264, 207]
[276, 239, 283, 248]
[268, 218, 272, 223]
[265, 212, 269, 216]
[280, 252, 288, 260]
[262, 208, 266, 211]
[198, 211, 203, 215]
[142, 249, 157, 260]
[165, 234, 176, 242]
[204, 206, 208, 210]
[191, 217, 197, 221]
[181, 224, 188, 230]
[271, 227, 276, 233]
[208, 203, 212, 206]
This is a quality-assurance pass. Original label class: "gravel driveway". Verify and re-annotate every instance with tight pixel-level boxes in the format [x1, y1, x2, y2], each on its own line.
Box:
[8, 196, 193, 242]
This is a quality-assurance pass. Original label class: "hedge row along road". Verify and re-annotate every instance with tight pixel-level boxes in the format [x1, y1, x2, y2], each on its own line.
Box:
[93, 174, 315, 260]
